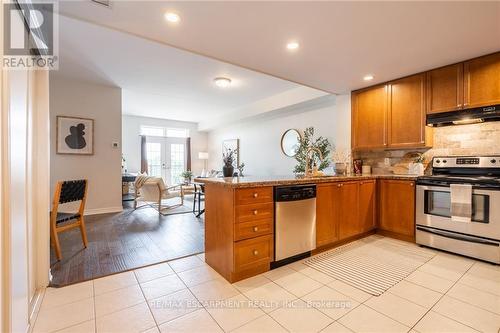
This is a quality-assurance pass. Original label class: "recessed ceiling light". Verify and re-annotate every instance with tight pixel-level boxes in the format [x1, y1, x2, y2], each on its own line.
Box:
[363, 74, 374, 81]
[214, 77, 232, 88]
[286, 41, 299, 50]
[164, 12, 180, 23]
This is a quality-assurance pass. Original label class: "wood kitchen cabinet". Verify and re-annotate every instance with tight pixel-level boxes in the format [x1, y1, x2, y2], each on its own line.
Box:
[378, 179, 416, 241]
[426, 63, 464, 114]
[464, 52, 500, 108]
[351, 85, 388, 150]
[388, 74, 430, 148]
[316, 184, 339, 247]
[337, 182, 361, 240]
[316, 180, 376, 247]
[358, 180, 376, 233]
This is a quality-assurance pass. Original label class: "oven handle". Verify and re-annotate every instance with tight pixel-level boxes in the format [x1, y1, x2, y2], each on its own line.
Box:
[416, 226, 499, 247]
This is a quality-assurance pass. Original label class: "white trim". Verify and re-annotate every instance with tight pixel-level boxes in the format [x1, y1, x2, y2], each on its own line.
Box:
[27, 288, 44, 333]
[84, 206, 123, 216]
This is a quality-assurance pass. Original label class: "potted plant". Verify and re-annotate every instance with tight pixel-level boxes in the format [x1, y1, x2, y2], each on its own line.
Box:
[181, 170, 193, 184]
[222, 148, 237, 177]
[293, 127, 331, 174]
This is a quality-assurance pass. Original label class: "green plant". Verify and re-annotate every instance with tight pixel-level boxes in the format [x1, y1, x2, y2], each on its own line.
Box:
[181, 170, 193, 181]
[293, 127, 332, 174]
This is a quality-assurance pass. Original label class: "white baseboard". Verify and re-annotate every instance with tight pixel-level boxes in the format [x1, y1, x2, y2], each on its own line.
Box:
[27, 288, 45, 333]
[84, 206, 123, 216]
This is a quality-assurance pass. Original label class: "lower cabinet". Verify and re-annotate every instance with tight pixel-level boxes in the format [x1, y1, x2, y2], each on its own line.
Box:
[378, 179, 416, 240]
[316, 180, 376, 247]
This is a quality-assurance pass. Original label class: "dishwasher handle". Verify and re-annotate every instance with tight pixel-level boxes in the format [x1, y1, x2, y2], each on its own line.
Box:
[275, 185, 316, 202]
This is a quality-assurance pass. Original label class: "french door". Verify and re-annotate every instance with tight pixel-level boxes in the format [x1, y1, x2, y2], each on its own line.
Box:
[145, 137, 186, 185]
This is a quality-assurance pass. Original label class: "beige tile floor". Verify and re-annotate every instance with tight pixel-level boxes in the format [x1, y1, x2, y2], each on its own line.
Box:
[34, 238, 500, 333]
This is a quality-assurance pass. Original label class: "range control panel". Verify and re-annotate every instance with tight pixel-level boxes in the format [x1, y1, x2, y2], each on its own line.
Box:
[433, 156, 500, 168]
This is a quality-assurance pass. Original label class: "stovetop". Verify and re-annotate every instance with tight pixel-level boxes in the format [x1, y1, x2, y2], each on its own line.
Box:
[418, 155, 500, 188]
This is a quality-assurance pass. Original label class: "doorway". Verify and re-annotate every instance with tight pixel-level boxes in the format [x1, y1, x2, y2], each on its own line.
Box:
[145, 137, 186, 185]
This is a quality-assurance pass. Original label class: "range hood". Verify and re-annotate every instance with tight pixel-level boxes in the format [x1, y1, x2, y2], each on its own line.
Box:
[427, 104, 500, 127]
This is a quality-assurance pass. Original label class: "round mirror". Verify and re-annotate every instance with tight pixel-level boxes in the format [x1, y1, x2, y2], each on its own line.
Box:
[281, 129, 301, 157]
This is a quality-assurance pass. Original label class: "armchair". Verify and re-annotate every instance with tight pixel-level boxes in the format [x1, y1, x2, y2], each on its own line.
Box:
[134, 175, 184, 215]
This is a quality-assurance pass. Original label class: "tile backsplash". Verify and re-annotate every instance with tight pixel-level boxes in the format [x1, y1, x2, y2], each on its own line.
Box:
[353, 122, 500, 174]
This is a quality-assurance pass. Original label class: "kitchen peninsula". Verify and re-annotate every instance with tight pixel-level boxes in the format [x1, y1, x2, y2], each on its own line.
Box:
[196, 174, 417, 283]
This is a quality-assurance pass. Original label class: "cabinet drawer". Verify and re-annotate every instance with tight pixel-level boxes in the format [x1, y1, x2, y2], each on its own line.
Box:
[236, 203, 274, 223]
[236, 187, 273, 205]
[235, 219, 273, 241]
[234, 235, 273, 272]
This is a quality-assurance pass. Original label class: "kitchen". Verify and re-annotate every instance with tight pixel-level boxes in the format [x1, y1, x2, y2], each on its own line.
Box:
[197, 52, 500, 284]
[19, 2, 500, 332]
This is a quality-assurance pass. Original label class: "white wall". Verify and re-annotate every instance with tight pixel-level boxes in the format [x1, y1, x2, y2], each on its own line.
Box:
[122, 115, 208, 175]
[50, 76, 122, 214]
[207, 94, 351, 175]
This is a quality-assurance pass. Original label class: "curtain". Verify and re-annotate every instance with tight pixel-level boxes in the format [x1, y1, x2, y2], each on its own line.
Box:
[140, 135, 148, 174]
[186, 137, 192, 171]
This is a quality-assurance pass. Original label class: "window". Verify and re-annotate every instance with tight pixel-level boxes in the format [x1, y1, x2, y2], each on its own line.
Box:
[166, 128, 189, 138]
[170, 143, 185, 185]
[141, 126, 164, 137]
[146, 142, 162, 177]
[140, 126, 189, 138]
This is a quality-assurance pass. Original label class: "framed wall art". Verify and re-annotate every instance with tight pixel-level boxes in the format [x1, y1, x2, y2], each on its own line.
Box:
[56, 116, 94, 155]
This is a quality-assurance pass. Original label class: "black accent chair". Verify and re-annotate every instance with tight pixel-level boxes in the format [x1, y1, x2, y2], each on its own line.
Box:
[50, 179, 88, 260]
[193, 183, 205, 217]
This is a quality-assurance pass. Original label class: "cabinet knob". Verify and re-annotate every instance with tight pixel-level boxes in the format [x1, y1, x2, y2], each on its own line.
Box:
[337, 184, 341, 187]
[410, 183, 414, 186]
[253, 226, 259, 232]
[253, 210, 258, 215]
[253, 250, 259, 256]
[253, 193, 258, 198]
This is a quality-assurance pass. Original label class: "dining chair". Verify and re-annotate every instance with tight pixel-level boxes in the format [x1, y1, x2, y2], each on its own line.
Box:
[50, 179, 89, 261]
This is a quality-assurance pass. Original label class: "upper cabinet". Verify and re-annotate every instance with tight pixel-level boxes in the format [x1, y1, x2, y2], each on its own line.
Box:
[388, 74, 428, 148]
[464, 52, 500, 108]
[353, 52, 500, 151]
[351, 85, 388, 150]
[352, 74, 431, 150]
[426, 63, 464, 114]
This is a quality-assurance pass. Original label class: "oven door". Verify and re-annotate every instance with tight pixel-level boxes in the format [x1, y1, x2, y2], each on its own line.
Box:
[416, 184, 500, 241]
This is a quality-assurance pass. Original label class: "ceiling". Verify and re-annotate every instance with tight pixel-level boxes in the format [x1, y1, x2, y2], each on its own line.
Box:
[56, 1, 500, 94]
[54, 15, 316, 123]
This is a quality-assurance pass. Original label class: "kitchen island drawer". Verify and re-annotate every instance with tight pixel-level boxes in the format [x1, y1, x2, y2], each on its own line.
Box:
[236, 187, 273, 205]
[236, 202, 274, 223]
[235, 219, 273, 241]
[234, 235, 273, 271]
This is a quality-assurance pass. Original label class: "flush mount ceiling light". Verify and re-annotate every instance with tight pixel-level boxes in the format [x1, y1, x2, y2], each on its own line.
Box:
[164, 12, 180, 23]
[286, 41, 300, 51]
[363, 74, 374, 81]
[214, 77, 232, 88]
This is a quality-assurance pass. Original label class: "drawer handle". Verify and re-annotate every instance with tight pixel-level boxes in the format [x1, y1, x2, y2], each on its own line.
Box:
[253, 210, 258, 215]
[253, 250, 259, 256]
[253, 193, 258, 198]
[253, 226, 259, 232]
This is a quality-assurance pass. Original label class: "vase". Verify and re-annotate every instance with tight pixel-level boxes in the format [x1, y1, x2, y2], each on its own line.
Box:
[222, 165, 234, 177]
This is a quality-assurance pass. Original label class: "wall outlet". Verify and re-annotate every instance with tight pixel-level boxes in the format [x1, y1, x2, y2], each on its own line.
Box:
[112, 142, 119, 148]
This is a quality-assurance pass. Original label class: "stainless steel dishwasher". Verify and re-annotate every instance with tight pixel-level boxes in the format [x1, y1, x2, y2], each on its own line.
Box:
[274, 185, 316, 263]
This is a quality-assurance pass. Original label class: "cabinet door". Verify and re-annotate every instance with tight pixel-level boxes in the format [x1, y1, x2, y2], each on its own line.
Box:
[379, 180, 415, 238]
[316, 184, 338, 247]
[464, 52, 500, 108]
[337, 182, 360, 240]
[352, 85, 388, 150]
[358, 180, 376, 233]
[426, 63, 464, 114]
[388, 74, 426, 148]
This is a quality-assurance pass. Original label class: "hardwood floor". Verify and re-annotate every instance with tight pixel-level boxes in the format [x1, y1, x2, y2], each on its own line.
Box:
[50, 200, 204, 287]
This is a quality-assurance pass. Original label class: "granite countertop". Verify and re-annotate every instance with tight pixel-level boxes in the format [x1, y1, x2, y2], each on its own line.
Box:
[194, 173, 418, 188]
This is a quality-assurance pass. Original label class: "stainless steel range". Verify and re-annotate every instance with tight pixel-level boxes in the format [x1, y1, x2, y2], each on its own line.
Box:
[416, 156, 500, 264]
